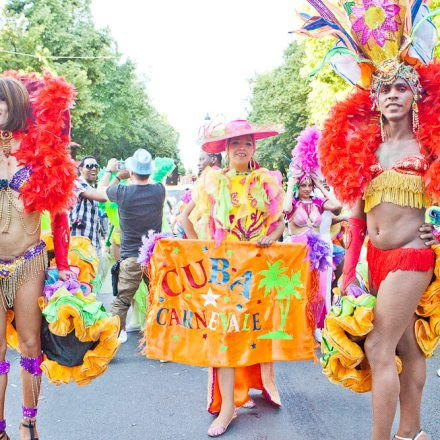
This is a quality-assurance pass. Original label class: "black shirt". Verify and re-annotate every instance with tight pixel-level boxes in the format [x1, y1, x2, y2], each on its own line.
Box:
[106, 183, 165, 259]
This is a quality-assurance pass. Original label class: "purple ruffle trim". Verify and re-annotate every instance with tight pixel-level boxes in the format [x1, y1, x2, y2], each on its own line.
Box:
[138, 230, 173, 266]
[346, 284, 366, 298]
[22, 406, 37, 418]
[306, 233, 331, 272]
[0, 360, 10, 375]
[20, 354, 43, 376]
[44, 277, 82, 300]
[44, 269, 91, 299]
[0, 419, 5, 431]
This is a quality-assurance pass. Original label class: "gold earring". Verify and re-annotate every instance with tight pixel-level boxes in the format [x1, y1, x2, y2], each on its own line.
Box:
[412, 100, 419, 135]
[380, 114, 386, 142]
[249, 157, 255, 171]
[0, 131, 13, 157]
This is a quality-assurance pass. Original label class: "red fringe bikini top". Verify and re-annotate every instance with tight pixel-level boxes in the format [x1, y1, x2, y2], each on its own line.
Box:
[364, 154, 430, 213]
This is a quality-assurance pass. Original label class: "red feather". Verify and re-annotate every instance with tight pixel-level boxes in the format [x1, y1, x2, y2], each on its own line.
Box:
[318, 60, 440, 206]
[2, 70, 77, 214]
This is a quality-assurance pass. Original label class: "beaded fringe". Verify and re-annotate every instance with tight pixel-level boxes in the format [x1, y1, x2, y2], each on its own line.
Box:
[363, 170, 429, 213]
[0, 250, 47, 310]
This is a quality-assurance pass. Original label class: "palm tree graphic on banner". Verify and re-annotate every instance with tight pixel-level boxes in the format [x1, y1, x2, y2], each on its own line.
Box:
[257, 260, 303, 340]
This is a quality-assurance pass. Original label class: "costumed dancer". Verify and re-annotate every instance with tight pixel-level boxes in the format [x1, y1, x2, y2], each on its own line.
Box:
[182, 120, 285, 437]
[298, 1, 440, 439]
[283, 126, 341, 332]
[0, 72, 75, 440]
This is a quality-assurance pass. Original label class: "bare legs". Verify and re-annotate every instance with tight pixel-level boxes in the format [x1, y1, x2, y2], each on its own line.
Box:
[14, 270, 45, 440]
[208, 368, 236, 434]
[395, 317, 428, 439]
[365, 269, 432, 440]
[0, 307, 8, 437]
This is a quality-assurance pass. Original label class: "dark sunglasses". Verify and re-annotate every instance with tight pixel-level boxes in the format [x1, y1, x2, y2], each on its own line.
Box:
[84, 163, 99, 169]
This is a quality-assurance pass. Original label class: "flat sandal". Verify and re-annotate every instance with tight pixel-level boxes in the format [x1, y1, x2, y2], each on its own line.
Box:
[395, 430, 429, 440]
[21, 419, 39, 440]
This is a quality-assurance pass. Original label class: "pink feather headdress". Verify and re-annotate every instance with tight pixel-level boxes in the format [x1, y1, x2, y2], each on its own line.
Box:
[289, 126, 322, 183]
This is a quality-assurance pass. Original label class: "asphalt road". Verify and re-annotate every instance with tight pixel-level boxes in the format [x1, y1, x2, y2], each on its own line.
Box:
[3, 290, 439, 440]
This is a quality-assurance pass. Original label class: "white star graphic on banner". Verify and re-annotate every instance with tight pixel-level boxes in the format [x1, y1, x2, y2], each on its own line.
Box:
[201, 288, 220, 307]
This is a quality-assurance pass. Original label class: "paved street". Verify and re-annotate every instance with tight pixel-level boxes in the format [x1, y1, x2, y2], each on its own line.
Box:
[3, 289, 439, 440]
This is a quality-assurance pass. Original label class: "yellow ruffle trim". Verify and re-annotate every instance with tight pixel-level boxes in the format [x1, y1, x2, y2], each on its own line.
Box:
[321, 294, 402, 393]
[322, 245, 440, 393]
[41, 235, 99, 284]
[6, 310, 18, 350]
[37, 296, 121, 386]
[415, 245, 440, 357]
[40, 314, 120, 386]
[5, 300, 120, 386]
[363, 170, 430, 213]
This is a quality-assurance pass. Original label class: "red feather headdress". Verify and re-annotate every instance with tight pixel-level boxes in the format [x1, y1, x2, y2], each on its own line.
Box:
[2, 70, 77, 214]
[319, 61, 440, 206]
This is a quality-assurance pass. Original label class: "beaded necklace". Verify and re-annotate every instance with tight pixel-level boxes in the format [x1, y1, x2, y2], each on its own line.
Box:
[0, 134, 40, 236]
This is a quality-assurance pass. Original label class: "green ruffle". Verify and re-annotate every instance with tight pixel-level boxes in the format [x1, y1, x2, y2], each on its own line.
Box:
[42, 289, 110, 329]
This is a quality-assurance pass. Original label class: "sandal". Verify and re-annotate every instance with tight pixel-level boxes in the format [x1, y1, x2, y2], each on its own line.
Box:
[395, 430, 429, 440]
[242, 399, 256, 409]
[207, 411, 237, 437]
[0, 431, 10, 440]
[20, 418, 39, 440]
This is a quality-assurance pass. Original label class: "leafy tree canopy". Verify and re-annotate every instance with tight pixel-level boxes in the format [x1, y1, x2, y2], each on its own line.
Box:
[0, 0, 182, 171]
[248, 42, 310, 175]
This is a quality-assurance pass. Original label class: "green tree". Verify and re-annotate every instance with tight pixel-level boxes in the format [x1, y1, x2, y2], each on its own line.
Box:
[248, 42, 311, 175]
[300, 38, 350, 126]
[431, 0, 440, 57]
[0, 0, 181, 165]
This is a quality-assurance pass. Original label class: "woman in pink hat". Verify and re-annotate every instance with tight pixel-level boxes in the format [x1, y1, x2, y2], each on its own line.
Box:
[182, 119, 286, 437]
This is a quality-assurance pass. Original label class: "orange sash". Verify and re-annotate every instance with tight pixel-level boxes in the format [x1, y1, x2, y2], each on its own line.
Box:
[143, 239, 316, 366]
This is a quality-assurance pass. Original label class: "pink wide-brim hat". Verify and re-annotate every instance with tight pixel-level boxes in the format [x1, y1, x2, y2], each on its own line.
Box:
[201, 119, 284, 154]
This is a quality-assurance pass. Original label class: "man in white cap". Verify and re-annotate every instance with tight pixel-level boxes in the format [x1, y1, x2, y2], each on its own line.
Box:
[88, 149, 165, 342]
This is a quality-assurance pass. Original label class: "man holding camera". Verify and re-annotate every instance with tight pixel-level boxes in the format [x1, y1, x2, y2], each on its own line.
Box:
[85, 149, 165, 342]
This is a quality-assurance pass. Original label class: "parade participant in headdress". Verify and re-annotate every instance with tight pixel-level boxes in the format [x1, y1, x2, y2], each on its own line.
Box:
[0, 72, 76, 440]
[283, 126, 342, 330]
[298, 1, 440, 439]
[181, 119, 285, 437]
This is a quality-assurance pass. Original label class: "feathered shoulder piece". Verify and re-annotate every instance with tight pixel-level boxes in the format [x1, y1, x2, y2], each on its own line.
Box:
[319, 61, 440, 205]
[418, 61, 440, 201]
[3, 70, 77, 214]
[318, 88, 380, 206]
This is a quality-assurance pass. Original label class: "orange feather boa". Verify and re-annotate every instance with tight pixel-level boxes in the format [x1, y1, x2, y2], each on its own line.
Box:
[2, 70, 77, 214]
[319, 61, 440, 206]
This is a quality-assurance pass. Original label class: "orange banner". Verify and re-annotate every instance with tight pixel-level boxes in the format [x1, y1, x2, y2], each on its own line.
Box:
[144, 239, 316, 367]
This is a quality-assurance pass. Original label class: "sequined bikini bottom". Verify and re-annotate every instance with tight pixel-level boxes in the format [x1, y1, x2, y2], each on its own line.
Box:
[0, 241, 47, 309]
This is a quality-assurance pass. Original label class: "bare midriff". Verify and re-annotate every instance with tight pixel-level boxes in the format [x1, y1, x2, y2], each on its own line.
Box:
[0, 142, 41, 259]
[287, 222, 319, 236]
[367, 202, 426, 250]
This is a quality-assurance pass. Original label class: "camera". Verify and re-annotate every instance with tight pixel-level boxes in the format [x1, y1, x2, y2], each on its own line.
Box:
[117, 161, 126, 170]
